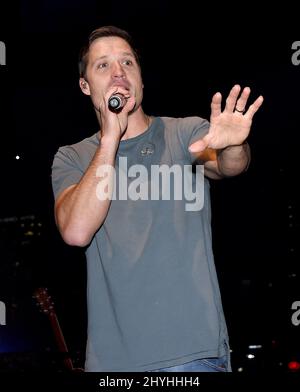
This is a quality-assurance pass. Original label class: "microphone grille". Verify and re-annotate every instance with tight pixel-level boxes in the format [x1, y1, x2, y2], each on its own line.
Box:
[109, 96, 122, 109]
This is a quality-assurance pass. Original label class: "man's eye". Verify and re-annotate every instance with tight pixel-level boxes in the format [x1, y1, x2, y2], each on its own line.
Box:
[123, 59, 133, 66]
[97, 63, 108, 69]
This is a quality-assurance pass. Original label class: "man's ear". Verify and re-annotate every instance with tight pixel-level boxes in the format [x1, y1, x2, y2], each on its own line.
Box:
[79, 78, 91, 95]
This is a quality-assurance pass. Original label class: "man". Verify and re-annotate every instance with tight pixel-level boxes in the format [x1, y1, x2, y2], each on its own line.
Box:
[51, 26, 263, 372]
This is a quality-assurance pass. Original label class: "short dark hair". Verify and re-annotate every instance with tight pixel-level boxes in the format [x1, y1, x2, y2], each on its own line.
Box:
[78, 25, 140, 79]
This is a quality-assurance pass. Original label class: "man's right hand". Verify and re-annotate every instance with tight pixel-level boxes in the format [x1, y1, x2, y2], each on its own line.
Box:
[99, 86, 136, 139]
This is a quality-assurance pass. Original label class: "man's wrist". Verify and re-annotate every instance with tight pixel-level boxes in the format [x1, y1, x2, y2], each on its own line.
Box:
[217, 141, 251, 175]
[217, 141, 248, 155]
[99, 134, 120, 151]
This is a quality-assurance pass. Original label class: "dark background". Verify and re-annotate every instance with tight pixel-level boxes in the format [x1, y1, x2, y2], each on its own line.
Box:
[0, 0, 299, 375]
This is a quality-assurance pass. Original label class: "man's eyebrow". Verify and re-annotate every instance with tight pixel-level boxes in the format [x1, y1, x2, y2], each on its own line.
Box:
[121, 52, 135, 58]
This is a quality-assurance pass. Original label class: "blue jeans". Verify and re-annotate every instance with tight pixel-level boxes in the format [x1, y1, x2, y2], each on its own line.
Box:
[148, 355, 229, 372]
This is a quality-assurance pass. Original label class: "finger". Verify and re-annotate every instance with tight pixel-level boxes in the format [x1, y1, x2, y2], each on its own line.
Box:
[224, 84, 241, 112]
[188, 134, 210, 153]
[235, 86, 251, 113]
[244, 95, 264, 120]
[109, 86, 131, 99]
[211, 92, 222, 118]
[124, 94, 136, 112]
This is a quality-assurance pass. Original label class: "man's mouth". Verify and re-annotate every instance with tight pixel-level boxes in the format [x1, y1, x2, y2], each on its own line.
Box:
[111, 80, 130, 90]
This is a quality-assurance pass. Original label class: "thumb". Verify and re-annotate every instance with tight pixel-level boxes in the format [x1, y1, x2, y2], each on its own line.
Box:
[188, 136, 209, 153]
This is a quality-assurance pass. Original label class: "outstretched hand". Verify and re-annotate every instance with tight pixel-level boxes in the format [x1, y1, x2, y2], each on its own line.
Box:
[189, 85, 263, 153]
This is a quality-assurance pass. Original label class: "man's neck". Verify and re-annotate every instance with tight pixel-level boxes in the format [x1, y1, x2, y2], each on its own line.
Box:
[120, 108, 152, 141]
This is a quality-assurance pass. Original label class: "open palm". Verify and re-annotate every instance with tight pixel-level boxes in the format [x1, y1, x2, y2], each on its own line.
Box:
[189, 85, 263, 153]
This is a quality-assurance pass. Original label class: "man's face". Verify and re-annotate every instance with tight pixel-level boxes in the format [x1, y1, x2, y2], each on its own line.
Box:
[80, 36, 143, 113]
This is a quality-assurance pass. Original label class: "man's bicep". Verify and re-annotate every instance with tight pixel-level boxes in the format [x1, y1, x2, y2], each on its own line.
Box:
[51, 146, 83, 201]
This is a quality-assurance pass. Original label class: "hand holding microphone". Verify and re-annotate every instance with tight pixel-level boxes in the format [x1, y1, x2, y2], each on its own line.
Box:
[101, 88, 135, 140]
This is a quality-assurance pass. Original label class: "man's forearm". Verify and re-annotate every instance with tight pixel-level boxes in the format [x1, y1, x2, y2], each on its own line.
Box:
[56, 136, 119, 246]
[217, 142, 251, 177]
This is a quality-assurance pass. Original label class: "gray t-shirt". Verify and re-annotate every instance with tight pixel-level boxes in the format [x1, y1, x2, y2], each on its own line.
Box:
[51, 116, 229, 372]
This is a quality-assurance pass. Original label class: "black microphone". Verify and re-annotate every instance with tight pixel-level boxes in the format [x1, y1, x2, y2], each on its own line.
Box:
[108, 93, 126, 111]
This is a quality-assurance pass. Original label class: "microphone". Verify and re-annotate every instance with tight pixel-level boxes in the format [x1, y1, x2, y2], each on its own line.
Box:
[108, 93, 126, 111]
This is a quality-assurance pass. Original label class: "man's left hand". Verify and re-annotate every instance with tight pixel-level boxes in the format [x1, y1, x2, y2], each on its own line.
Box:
[189, 85, 263, 153]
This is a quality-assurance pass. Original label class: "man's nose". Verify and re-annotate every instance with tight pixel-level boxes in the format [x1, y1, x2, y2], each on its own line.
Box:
[112, 62, 125, 79]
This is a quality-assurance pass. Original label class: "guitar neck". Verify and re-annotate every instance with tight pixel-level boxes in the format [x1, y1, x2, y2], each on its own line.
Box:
[34, 287, 80, 372]
[48, 312, 74, 371]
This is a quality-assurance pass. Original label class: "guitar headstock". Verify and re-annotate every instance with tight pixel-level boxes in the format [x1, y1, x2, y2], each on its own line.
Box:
[33, 287, 55, 316]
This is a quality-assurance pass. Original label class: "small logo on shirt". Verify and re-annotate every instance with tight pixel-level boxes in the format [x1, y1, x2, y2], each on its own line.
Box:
[140, 143, 155, 156]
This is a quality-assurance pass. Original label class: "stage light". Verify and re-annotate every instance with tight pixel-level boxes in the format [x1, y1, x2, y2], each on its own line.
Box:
[288, 361, 300, 371]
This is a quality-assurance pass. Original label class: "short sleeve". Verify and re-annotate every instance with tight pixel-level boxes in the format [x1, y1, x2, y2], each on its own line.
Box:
[175, 117, 210, 162]
[51, 146, 84, 200]
[187, 117, 210, 147]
